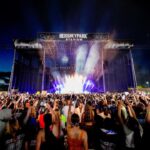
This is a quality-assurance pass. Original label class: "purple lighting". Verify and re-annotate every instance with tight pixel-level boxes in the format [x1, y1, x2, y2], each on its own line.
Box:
[52, 74, 94, 94]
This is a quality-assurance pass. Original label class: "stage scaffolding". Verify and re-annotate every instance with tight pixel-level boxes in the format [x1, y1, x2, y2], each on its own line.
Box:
[9, 33, 136, 93]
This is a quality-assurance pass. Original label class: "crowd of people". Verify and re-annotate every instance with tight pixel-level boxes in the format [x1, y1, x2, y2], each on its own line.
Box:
[0, 91, 150, 150]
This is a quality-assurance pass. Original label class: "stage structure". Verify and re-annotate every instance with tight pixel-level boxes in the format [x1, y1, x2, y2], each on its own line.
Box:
[9, 33, 136, 93]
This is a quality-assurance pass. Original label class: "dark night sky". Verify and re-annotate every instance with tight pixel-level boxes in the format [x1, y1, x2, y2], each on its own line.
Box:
[0, 0, 150, 86]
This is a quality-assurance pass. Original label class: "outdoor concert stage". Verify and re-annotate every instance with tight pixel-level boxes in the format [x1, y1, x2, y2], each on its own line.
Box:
[9, 33, 136, 94]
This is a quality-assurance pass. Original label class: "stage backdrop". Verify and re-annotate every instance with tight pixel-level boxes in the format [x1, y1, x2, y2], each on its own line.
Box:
[9, 33, 136, 93]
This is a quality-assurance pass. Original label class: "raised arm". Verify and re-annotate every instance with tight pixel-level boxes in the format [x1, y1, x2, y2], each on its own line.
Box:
[46, 103, 57, 123]
[126, 101, 137, 119]
[67, 104, 72, 130]
[117, 101, 124, 125]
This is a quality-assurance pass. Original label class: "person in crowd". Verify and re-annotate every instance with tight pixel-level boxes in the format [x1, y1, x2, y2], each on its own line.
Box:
[81, 101, 94, 149]
[98, 105, 111, 119]
[36, 113, 58, 150]
[81, 101, 95, 126]
[37, 106, 46, 129]
[67, 104, 88, 150]
[0, 103, 12, 137]
[0, 117, 25, 150]
[75, 100, 84, 123]
[141, 103, 150, 149]
[24, 105, 38, 150]
[117, 100, 143, 150]
[36, 103, 64, 150]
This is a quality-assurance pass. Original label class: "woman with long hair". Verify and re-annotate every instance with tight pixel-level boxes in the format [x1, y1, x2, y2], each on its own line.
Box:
[81, 101, 94, 149]
[36, 103, 64, 150]
[36, 113, 59, 150]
